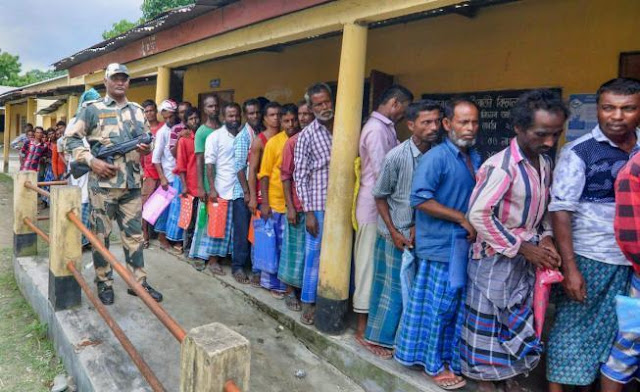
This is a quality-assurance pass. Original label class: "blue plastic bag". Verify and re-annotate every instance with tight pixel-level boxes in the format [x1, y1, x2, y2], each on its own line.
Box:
[400, 248, 416, 311]
[253, 218, 277, 274]
[616, 294, 640, 334]
[448, 226, 470, 289]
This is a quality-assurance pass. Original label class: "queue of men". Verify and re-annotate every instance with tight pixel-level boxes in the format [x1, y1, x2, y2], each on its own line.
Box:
[46, 62, 640, 391]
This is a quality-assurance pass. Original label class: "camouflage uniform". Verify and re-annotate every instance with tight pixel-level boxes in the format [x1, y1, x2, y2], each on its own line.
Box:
[65, 96, 150, 286]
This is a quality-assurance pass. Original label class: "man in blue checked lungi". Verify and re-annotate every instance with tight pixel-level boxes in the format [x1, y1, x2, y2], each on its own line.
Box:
[395, 98, 481, 390]
[462, 90, 567, 392]
[547, 78, 640, 392]
[363, 100, 440, 359]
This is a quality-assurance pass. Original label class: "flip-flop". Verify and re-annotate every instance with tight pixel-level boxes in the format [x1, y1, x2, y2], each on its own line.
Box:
[430, 372, 467, 390]
[207, 263, 226, 276]
[300, 305, 315, 325]
[354, 335, 393, 359]
[285, 292, 302, 312]
[142, 240, 150, 249]
[270, 290, 285, 300]
[250, 274, 261, 288]
[233, 270, 250, 284]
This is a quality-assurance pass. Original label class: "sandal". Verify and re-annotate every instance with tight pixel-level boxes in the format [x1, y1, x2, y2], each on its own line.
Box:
[250, 274, 261, 288]
[142, 240, 150, 249]
[233, 270, 250, 284]
[192, 260, 206, 272]
[285, 292, 302, 312]
[207, 262, 226, 276]
[300, 304, 315, 325]
[270, 290, 285, 300]
[354, 335, 393, 359]
[172, 244, 183, 253]
[430, 371, 466, 390]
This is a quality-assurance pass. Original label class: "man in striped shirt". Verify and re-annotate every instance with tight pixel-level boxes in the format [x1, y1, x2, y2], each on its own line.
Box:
[461, 90, 567, 392]
[293, 82, 334, 325]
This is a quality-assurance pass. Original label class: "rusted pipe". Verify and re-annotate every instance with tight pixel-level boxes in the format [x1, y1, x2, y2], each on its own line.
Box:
[224, 380, 241, 392]
[37, 180, 68, 186]
[24, 181, 50, 198]
[37, 216, 49, 221]
[23, 218, 49, 243]
[66, 211, 187, 342]
[66, 261, 166, 392]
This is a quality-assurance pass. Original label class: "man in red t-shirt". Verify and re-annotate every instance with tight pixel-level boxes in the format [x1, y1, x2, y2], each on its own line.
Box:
[175, 107, 200, 252]
[141, 99, 164, 247]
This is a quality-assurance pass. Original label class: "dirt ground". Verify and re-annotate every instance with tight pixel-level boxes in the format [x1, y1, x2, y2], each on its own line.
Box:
[0, 174, 65, 391]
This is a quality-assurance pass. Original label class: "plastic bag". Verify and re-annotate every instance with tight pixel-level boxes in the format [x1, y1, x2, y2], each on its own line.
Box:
[616, 294, 640, 334]
[448, 226, 470, 289]
[533, 268, 564, 338]
[196, 200, 207, 230]
[400, 248, 416, 311]
[142, 185, 177, 225]
[207, 199, 228, 239]
[253, 218, 278, 274]
[178, 194, 195, 229]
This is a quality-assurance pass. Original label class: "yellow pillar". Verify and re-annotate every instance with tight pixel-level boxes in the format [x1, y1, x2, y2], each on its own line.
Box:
[43, 116, 52, 130]
[155, 66, 171, 104]
[315, 23, 368, 334]
[67, 95, 79, 120]
[13, 171, 38, 256]
[49, 186, 83, 311]
[26, 98, 36, 127]
[3, 103, 11, 173]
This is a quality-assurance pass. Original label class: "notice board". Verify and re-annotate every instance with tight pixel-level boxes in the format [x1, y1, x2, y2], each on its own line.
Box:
[422, 88, 562, 162]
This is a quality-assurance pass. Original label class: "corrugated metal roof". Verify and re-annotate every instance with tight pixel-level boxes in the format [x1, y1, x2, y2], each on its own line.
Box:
[53, 0, 238, 71]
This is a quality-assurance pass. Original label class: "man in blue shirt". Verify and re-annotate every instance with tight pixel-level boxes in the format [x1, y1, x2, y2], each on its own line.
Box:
[394, 98, 481, 390]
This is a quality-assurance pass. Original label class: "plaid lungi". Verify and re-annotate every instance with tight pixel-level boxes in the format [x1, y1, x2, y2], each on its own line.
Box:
[364, 235, 403, 348]
[395, 258, 466, 375]
[547, 254, 631, 385]
[41, 165, 54, 205]
[301, 211, 324, 304]
[602, 273, 640, 384]
[188, 199, 233, 260]
[260, 212, 287, 292]
[460, 254, 541, 381]
[277, 212, 306, 288]
[165, 177, 184, 242]
[81, 202, 91, 246]
[154, 206, 170, 233]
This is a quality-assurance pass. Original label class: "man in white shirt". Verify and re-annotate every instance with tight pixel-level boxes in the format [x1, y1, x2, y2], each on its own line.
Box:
[204, 102, 243, 275]
[151, 99, 179, 250]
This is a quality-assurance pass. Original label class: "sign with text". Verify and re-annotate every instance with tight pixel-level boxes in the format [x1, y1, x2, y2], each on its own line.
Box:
[422, 88, 562, 162]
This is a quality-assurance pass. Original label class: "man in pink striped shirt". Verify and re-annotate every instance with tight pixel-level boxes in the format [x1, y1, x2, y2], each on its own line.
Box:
[461, 90, 567, 392]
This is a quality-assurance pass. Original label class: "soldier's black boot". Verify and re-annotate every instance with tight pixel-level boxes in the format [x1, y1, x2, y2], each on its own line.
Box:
[97, 282, 114, 305]
[127, 278, 163, 302]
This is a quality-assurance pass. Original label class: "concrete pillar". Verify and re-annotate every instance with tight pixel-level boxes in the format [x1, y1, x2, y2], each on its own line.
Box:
[26, 98, 36, 126]
[48, 186, 82, 311]
[155, 66, 171, 104]
[3, 103, 11, 173]
[315, 23, 368, 334]
[67, 95, 79, 120]
[13, 171, 38, 256]
[180, 322, 250, 392]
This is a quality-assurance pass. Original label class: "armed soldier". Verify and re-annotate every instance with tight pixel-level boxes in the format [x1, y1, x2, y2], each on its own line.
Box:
[65, 63, 163, 305]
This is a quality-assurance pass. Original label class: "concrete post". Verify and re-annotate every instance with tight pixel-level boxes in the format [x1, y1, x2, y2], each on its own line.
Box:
[315, 23, 368, 334]
[155, 66, 171, 104]
[13, 171, 38, 256]
[3, 102, 11, 173]
[48, 186, 82, 311]
[67, 95, 79, 120]
[26, 97, 36, 126]
[180, 322, 250, 392]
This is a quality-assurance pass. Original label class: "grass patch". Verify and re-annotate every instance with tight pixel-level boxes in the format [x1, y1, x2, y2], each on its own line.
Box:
[0, 173, 12, 184]
[0, 248, 64, 391]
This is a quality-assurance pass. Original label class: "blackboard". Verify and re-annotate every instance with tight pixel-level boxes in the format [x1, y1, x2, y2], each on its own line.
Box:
[422, 88, 562, 162]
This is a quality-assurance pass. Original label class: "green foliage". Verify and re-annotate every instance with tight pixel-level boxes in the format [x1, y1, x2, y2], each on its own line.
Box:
[102, 18, 143, 40]
[141, 0, 196, 20]
[0, 50, 66, 88]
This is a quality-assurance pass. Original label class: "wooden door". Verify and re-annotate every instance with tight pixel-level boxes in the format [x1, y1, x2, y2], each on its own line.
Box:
[368, 69, 394, 114]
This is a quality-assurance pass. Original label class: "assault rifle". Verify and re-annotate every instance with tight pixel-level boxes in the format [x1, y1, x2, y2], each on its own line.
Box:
[70, 132, 153, 179]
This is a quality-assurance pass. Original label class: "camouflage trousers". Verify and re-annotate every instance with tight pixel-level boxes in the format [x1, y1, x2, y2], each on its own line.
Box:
[89, 186, 146, 286]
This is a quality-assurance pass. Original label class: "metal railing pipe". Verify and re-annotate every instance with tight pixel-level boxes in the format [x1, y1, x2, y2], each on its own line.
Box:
[24, 181, 50, 198]
[224, 380, 241, 392]
[37, 180, 68, 186]
[66, 211, 187, 342]
[23, 218, 50, 243]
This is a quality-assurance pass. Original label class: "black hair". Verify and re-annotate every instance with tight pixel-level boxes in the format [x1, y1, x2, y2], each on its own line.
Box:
[510, 89, 569, 132]
[444, 97, 479, 120]
[305, 82, 332, 106]
[281, 103, 298, 117]
[406, 100, 442, 122]
[243, 98, 261, 112]
[256, 97, 270, 110]
[263, 101, 282, 118]
[34, 126, 44, 132]
[184, 107, 200, 120]
[223, 102, 242, 116]
[56, 120, 66, 127]
[179, 101, 193, 108]
[377, 84, 414, 107]
[596, 78, 640, 104]
[141, 99, 157, 109]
